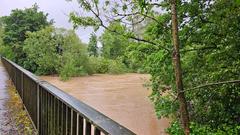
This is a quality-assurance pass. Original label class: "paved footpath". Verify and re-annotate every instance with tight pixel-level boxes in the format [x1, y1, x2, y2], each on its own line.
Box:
[0, 62, 17, 135]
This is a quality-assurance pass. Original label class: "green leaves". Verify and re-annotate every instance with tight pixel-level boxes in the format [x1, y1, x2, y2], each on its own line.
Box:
[23, 26, 91, 78]
[23, 27, 59, 74]
[1, 4, 52, 65]
[2, 5, 51, 45]
[122, 4, 128, 11]
[69, 12, 100, 30]
[100, 22, 129, 59]
[105, 1, 110, 6]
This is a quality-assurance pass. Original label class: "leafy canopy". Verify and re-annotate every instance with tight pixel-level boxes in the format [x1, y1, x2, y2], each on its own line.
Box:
[2, 4, 52, 45]
[1, 4, 52, 65]
[100, 22, 129, 59]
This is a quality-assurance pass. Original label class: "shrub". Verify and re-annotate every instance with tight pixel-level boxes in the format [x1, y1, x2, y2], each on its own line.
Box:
[108, 59, 127, 74]
[89, 57, 127, 74]
[0, 45, 15, 60]
[91, 57, 109, 73]
[23, 27, 93, 79]
[59, 60, 87, 81]
[59, 52, 90, 81]
[23, 27, 60, 75]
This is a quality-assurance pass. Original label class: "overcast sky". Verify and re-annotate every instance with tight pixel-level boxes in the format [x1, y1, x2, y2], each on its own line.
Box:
[0, 0, 100, 43]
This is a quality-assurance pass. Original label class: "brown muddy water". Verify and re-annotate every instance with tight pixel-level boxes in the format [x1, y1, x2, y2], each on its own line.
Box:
[41, 73, 170, 135]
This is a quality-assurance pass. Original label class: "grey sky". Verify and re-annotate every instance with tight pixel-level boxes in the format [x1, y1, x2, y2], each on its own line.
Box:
[0, 0, 98, 43]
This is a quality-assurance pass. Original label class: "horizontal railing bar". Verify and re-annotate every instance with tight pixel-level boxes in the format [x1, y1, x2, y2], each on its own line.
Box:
[2, 57, 41, 83]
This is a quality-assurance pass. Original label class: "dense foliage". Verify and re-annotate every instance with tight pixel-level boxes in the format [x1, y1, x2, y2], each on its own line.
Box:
[100, 22, 129, 59]
[181, 0, 240, 130]
[23, 27, 60, 74]
[23, 26, 93, 80]
[89, 57, 127, 74]
[1, 4, 52, 64]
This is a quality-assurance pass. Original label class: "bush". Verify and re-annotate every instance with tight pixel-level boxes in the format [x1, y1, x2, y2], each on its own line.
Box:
[59, 52, 90, 81]
[90, 57, 109, 73]
[23, 27, 60, 75]
[108, 59, 127, 74]
[0, 45, 15, 60]
[59, 60, 87, 81]
[89, 57, 127, 74]
[23, 27, 94, 80]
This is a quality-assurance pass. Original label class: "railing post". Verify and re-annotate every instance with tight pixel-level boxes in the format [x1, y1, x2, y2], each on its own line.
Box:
[71, 109, 73, 135]
[37, 83, 40, 134]
[19, 71, 24, 101]
[14, 67, 17, 85]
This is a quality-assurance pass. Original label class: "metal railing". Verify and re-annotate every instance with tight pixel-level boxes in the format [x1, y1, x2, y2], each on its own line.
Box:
[1, 57, 136, 135]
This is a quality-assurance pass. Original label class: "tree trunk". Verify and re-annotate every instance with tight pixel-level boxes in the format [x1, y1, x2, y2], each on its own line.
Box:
[170, 0, 190, 134]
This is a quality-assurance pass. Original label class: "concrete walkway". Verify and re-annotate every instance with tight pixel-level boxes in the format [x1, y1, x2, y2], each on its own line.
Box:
[0, 62, 17, 134]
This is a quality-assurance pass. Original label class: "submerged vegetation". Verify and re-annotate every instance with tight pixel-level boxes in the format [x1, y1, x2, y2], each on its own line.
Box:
[0, 0, 240, 134]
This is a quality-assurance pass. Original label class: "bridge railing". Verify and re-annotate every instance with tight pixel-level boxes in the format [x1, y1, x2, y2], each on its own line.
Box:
[1, 57, 136, 135]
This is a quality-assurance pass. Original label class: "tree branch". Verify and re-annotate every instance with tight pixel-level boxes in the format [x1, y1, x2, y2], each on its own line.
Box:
[173, 80, 240, 103]
[180, 46, 218, 53]
[114, 11, 159, 23]
[187, 80, 240, 91]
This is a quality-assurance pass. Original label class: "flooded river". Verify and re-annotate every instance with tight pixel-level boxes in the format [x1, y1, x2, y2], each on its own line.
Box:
[41, 73, 169, 135]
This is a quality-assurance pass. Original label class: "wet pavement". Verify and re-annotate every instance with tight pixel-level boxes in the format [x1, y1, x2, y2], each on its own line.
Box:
[42, 73, 170, 135]
[0, 61, 18, 134]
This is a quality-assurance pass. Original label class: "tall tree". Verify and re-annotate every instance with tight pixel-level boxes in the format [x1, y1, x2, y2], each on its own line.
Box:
[2, 4, 52, 64]
[171, 0, 189, 134]
[87, 33, 98, 56]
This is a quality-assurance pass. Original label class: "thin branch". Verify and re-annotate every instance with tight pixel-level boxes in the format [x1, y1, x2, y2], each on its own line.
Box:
[115, 12, 159, 23]
[180, 46, 218, 53]
[115, 12, 139, 17]
[92, 0, 100, 16]
[172, 80, 240, 103]
[187, 80, 240, 91]
[104, 14, 146, 26]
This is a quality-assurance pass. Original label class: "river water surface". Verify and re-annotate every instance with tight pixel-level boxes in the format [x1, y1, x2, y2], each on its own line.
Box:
[41, 73, 169, 135]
